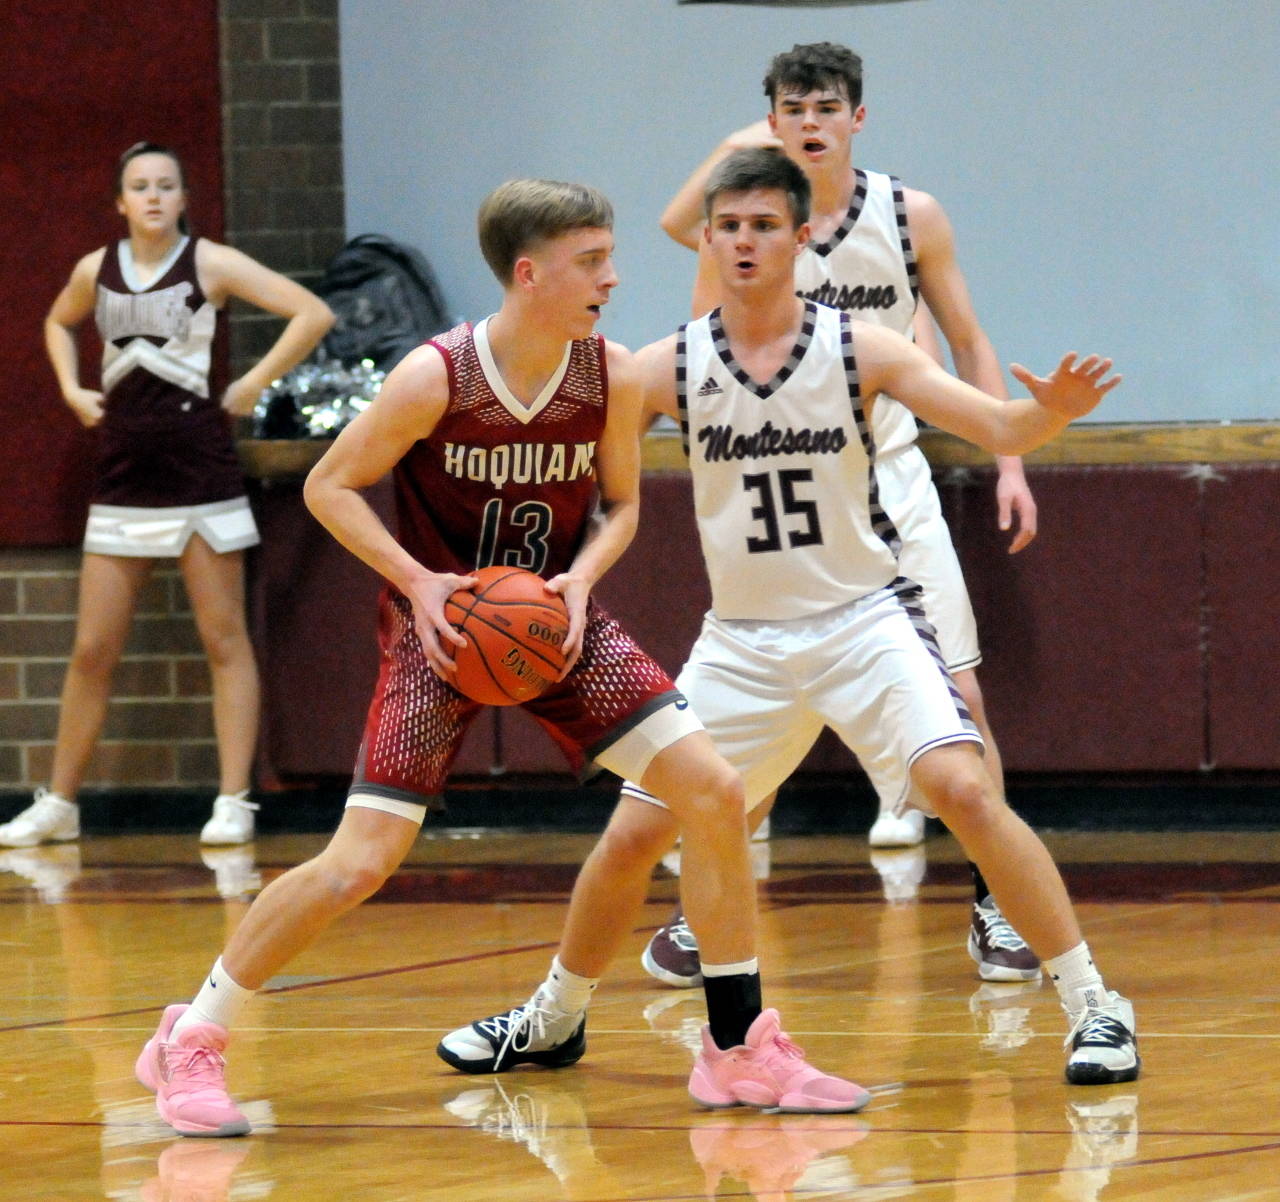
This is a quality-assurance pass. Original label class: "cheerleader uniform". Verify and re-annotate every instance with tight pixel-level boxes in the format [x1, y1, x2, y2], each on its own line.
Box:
[85, 235, 258, 556]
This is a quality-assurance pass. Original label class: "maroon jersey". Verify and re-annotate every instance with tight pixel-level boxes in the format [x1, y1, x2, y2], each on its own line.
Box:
[92, 236, 242, 506]
[350, 318, 682, 807]
[392, 319, 608, 578]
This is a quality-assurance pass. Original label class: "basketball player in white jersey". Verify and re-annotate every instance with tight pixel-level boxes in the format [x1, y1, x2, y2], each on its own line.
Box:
[648, 41, 1039, 986]
[461, 149, 1137, 1088]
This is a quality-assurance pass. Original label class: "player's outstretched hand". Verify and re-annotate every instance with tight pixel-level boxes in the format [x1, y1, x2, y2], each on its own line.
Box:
[1009, 353, 1121, 419]
[407, 571, 476, 680]
[544, 572, 589, 678]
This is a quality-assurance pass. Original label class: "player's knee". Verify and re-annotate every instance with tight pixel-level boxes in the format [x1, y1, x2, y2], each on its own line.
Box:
[595, 808, 676, 869]
[196, 614, 250, 669]
[67, 634, 121, 680]
[315, 847, 398, 907]
[927, 767, 999, 833]
[677, 760, 746, 830]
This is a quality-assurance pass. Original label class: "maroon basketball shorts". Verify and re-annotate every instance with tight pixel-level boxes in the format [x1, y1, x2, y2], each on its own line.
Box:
[345, 591, 702, 821]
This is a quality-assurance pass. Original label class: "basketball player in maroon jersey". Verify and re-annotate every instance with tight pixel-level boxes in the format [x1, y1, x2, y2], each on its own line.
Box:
[0, 143, 332, 854]
[134, 178, 867, 1139]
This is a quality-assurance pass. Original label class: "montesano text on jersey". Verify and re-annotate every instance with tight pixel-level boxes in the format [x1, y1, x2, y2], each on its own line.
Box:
[793, 168, 921, 461]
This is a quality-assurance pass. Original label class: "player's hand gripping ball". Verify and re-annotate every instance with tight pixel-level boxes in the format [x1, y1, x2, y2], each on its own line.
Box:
[443, 566, 570, 706]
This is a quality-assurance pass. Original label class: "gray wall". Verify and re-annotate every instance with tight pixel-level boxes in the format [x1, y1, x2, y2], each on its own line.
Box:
[341, 0, 1279, 422]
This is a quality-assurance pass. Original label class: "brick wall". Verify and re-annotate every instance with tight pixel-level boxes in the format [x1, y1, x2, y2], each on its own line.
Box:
[1, 1, 344, 796]
[0, 549, 220, 791]
[220, 0, 345, 377]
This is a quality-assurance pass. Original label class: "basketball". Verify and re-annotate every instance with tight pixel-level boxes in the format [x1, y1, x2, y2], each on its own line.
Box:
[443, 566, 571, 706]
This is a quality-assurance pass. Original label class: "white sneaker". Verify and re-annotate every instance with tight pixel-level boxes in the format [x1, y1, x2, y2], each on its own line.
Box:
[199, 791, 258, 845]
[436, 986, 587, 1074]
[868, 807, 925, 848]
[1064, 990, 1140, 1085]
[0, 788, 79, 848]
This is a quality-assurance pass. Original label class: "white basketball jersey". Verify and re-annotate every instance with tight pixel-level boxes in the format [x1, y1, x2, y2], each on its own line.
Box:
[794, 169, 920, 460]
[679, 301, 902, 621]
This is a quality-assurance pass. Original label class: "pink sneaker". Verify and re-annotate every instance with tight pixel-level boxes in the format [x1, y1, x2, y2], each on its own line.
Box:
[135, 1004, 250, 1137]
[688, 1009, 870, 1114]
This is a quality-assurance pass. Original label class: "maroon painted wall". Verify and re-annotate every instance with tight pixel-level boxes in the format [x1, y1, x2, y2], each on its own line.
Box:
[0, 0, 224, 546]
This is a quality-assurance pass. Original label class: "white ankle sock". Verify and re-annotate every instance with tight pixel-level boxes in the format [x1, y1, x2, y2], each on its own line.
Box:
[543, 955, 597, 1015]
[172, 957, 256, 1038]
[1044, 942, 1106, 1010]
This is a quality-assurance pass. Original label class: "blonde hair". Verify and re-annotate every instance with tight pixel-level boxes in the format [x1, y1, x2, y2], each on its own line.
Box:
[477, 179, 613, 284]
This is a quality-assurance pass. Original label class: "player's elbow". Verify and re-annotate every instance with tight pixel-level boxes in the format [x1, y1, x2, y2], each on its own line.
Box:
[306, 297, 336, 337]
[302, 462, 338, 524]
[659, 211, 699, 250]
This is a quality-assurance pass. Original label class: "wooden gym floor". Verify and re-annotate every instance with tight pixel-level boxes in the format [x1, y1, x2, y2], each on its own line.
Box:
[2, 826, 1278, 1201]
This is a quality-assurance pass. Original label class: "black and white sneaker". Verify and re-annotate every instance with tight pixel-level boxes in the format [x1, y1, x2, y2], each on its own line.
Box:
[437, 988, 587, 1074]
[968, 896, 1042, 981]
[1064, 991, 1140, 1085]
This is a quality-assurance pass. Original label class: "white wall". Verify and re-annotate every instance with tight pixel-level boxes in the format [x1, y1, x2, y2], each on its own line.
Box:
[341, 0, 1280, 421]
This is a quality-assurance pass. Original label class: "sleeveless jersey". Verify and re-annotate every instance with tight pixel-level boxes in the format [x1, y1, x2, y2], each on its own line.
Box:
[793, 168, 921, 460]
[92, 236, 243, 507]
[95, 235, 220, 430]
[678, 301, 901, 621]
[393, 318, 606, 579]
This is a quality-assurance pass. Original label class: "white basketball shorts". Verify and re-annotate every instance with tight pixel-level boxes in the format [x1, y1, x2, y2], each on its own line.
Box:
[622, 582, 982, 817]
[876, 445, 980, 674]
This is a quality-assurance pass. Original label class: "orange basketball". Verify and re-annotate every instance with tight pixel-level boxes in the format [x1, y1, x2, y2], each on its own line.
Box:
[443, 566, 570, 706]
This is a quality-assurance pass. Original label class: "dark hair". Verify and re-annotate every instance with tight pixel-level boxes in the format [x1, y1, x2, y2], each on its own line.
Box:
[763, 42, 863, 109]
[115, 141, 190, 234]
[477, 178, 614, 284]
[704, 148, 811, 228]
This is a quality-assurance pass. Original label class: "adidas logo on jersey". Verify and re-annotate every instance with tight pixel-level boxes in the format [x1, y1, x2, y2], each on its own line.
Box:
[696, 376, 723, 397]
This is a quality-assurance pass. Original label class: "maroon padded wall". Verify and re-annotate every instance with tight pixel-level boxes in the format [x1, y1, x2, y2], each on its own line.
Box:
[0, 1, 224, 546]
[1202, 465, 1280, 769]
[941, 464, 1206, 772]
[247, 463, 1272, 784]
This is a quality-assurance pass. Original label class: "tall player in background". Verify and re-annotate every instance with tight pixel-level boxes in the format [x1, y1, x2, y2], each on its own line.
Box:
[646, 42, 1041, 988]
[135, 178, 867, 1139]
[0, 142, 332, 852]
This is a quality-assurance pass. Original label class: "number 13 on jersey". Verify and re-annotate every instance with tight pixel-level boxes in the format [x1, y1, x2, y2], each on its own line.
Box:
[476, 498, 554, 573]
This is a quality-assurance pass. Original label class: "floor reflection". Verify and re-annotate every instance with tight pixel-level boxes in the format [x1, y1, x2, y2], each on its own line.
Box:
[444, 1076, 620, 1199]
[689, 1113, 870, 1201]
[138, 1140, 254, 1202]
[1056, 1092, 1140, 1202]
